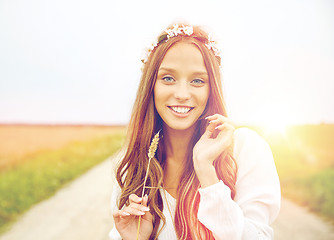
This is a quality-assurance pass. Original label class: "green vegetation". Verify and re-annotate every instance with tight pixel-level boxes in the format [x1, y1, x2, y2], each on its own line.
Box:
[250, 124, 334, 223]
[1, 124, 333, 233]
[282, 169, 334, 219]
[0, 132, 125, 233]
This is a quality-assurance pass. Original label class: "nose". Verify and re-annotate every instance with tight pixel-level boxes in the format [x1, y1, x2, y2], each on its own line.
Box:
[174, 81, 191, 101]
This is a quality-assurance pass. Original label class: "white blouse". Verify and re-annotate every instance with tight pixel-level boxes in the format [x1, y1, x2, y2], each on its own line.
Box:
[109, 128, 281, 240]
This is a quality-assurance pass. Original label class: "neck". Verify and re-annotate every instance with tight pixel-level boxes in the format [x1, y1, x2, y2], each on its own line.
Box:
[163, 124, 195, 163]
[162, 124, 196, 196]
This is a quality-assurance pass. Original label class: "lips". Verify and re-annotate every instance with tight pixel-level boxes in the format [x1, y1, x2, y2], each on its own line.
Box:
[168, 106, 194, 114]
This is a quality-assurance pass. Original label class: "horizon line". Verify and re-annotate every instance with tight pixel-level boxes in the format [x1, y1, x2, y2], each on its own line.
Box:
[0, 122, 333, 127]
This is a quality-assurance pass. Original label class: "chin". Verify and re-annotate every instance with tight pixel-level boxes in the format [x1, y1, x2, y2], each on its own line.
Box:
[164, 121, 197, 131]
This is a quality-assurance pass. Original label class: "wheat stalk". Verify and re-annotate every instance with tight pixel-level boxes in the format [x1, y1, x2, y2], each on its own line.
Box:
[137, 130, 161, 240]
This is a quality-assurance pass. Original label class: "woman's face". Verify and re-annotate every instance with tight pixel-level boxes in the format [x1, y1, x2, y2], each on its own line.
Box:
[154, 42, 210, 131]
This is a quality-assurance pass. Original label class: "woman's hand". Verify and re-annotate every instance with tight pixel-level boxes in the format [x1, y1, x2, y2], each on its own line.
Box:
[193, 114, 235, 186]
[112, 194, 153, 240]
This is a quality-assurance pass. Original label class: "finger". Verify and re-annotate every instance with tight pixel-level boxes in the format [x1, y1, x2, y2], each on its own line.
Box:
[205, 115, 216, 121]
[142, 194, 149, 207]
[141, 194, 153, 221]
[113, 210, 130, 218]
[123, 205, 147, 216]
[215, 124, 235, 145]
[202, 117, 230, 139]
[206, 114, 234, 126]
[128, 202, 150, 212]
[206, 114, 225, 121]
[129, 193, 142, 204]
[201, 120, 217, 138]
[215, 123, 235, 133]
[213, 123, 234, 143]
[208, 119, 221, 126]
[215, 123, 226, 131]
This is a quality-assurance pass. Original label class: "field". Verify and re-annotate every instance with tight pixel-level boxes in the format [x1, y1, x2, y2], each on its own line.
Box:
[0, 124, 126, 233]
[0, 123, 333, 233]
[248, 124, 334, 223]
[0, 125, 126, 169]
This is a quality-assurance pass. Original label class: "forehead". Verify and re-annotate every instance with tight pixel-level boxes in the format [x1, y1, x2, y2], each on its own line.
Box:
[159, 42, 207, 72]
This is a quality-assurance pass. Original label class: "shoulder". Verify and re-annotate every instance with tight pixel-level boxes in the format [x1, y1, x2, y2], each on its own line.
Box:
[233, 128, 271, 157]
[233, 127, 268, 148]
[232, 127, 274, 171]
[233, 127, 259, 138]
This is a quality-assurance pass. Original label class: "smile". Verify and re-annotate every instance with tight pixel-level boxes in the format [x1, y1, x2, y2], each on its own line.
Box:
[168, 106, 194, 114]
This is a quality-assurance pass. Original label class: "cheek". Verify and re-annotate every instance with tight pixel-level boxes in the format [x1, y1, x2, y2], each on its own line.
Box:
[154, 83, 169, 103]
[198, 87, 210, 107]
[153, 84, 164, 110]
[153, 90, 159, 110]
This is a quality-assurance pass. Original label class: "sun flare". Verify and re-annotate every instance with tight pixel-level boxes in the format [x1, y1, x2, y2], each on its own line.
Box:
[263, 120, 288, 136]
[252, 103, 294, 137]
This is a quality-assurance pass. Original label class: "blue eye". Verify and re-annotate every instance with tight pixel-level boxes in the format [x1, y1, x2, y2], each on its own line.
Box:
[162, 76, 175, 82]
[192, 79, 205, 84]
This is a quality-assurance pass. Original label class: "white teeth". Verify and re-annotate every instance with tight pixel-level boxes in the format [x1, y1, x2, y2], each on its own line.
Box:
[170, 106, 191, 114]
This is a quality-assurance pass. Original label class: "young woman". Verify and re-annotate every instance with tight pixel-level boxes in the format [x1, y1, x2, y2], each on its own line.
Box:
[109, 23, 281, 240]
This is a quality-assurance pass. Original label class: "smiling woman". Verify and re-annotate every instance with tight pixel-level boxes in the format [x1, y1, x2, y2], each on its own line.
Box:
[154, 42, 210, 131]
[109, 23, 281, 240]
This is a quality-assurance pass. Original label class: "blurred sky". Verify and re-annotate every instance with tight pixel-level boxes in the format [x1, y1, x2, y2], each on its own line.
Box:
[0, 0, 333, 126]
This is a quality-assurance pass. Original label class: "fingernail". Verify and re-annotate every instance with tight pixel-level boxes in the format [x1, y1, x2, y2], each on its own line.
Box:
[144, 194, 148, 198]
[215, 126, 220, 130]
[142, 207, 150, 211]
[123, 212, 130, 216]
[139, 211, 145, 215]
[205, 116, 209, 119]
[138, 197, 142, 201]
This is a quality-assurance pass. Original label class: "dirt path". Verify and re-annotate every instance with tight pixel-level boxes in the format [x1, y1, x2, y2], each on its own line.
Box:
[0, 158, 115, 240]
[272, 198, 334, 240]
[1, 157, 333, 240]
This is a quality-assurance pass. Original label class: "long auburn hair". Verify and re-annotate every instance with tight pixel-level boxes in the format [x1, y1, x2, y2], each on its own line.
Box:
[116, 23, 238, 239]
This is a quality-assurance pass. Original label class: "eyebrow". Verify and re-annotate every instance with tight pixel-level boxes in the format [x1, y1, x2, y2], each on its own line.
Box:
[158, 67, 176, 73]
[158, 67, 208, 76]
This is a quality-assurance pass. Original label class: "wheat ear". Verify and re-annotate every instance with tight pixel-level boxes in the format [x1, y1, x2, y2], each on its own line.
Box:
[136, 130, 161, 240]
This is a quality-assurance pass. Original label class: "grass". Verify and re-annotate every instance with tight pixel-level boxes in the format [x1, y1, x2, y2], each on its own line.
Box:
[283, 169, 334, 219]
[0, 130, 125, 233]
[247, 124, 334, 223]
[0, 125, 126, 167]
[1, 124, 333, 233]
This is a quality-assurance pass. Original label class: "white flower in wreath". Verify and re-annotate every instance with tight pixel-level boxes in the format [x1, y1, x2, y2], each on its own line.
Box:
[141, 50, 149, 64]
[172, 24, 182, 35]
[166, 24, 183, 38]
[165, 29, 174, 38]
[205, 35, 214, 49]
[205, 34, 220, 56]
[182, 26, 193, 36]
[149, 42, 157, 51]
[142, 27, 221, 65]
[206, 42, 220, 56]
[205, 41, 213, 50]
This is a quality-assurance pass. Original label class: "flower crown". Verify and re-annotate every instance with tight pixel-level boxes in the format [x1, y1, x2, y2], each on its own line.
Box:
[141, 24, 221, 64]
